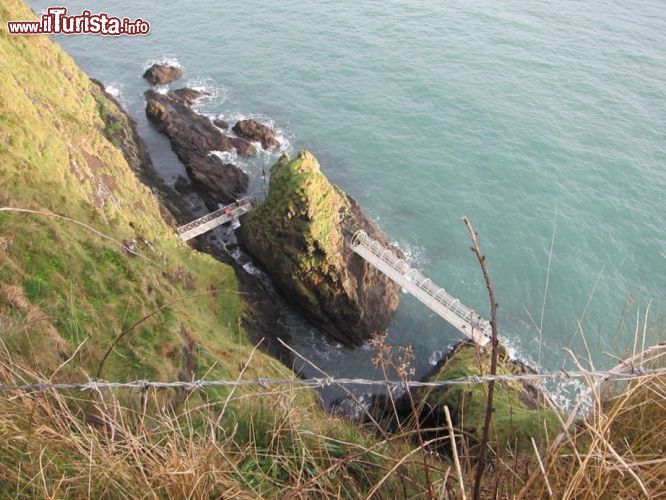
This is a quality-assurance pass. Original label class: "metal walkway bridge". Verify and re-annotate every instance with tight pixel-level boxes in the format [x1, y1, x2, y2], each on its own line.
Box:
[350, 230, 492, 347]
[177, 200, 492, 346]
[176, 197, 255, 241]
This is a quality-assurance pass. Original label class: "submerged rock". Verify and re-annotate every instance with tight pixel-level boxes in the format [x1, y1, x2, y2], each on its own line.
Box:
[144, 90, 250, 208]
[143, 63, 183, 85]
[237, 150, 401, 347]
[168, 87, 210, 105]
[230, 136, 257, 156]
[233, 119, 279, 150]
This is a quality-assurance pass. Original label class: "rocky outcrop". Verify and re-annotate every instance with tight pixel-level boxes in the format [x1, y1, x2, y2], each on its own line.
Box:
[168, 87, 209, 105]
[143, 63, 183, 85]
[144, 90, 253, 209]
[233, 119, 279, 150]
[213, 118, 229, 130]
[237, 150, 401, 347]
[370, 341, 559, 454]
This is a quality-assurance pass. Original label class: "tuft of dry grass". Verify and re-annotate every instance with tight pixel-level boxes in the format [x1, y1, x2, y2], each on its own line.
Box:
[0, 338, 663, 498]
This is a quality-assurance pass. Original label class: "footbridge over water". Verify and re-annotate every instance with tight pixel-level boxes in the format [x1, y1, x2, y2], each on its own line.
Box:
[350, 230, 492, 347]
[176, 196, 256, 241]
[177, 202, 492, 346]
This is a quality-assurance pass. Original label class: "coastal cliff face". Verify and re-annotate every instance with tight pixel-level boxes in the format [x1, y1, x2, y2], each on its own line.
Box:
[238, 150, 401, 347]
[0, 0, 291, 386]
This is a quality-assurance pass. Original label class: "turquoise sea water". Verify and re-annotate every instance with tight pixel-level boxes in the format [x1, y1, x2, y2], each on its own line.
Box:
[27, 0, 665, 404]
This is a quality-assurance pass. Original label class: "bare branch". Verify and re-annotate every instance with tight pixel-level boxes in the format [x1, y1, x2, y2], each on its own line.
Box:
[462, 216, 499, 500]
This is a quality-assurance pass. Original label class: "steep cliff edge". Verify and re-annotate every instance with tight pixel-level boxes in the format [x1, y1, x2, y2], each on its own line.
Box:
[238, 150, 401, 347]
[0, 0, 288, 386]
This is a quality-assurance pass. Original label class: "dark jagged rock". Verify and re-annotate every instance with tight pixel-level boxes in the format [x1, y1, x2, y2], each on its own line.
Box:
[233, 119, 279, 150]
[187, 155, 250, 205]
[168, 87, 209, 105]
[144, 90, 250, 209]
[230, 136, 257, 156]
[237, 150, 401, 347]
[143, 63, 183, 85]
[174, 175, 190, 194]
[213, 118, 229, 130]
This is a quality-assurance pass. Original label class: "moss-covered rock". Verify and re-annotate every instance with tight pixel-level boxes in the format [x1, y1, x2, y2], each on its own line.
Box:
[238, 150, 401, 346]
[419, 342, 560, 453]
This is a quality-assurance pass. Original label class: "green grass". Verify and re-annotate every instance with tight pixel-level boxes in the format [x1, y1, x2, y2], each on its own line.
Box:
[0, 0, 290, 387]
[244, 150, 344, 269]
[425, 343, 560, 451]
[0, 5, 427, 496]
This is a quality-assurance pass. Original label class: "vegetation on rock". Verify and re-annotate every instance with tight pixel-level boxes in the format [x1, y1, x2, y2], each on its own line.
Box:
[238, 150, 401, 346]
[0, 1, 663, 497]
[419, 342, 560, 452]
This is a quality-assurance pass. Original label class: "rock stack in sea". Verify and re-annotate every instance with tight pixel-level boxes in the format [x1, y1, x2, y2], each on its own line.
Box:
[237, 150, 402, 347]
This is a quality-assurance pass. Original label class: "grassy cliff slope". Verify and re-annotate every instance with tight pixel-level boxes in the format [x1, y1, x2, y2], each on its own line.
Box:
[0, 0, 285, 385]
[0, 3, 437, 496]
[0, 2, 662, 497]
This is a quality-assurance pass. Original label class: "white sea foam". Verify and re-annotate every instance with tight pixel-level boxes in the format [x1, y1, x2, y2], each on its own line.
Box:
[242, 261, 261, 276]
[547, 378, 588, 412]
[399, 243, 429, 269]
[155, 85, 169, 95]
[210, 150, 238, 164]
[499, 334, 586, 411]
[186, 78, 229, 108]
[429, 350, 445, 366]
[143, 55, 182, 70]
[105, 84, 121, 97]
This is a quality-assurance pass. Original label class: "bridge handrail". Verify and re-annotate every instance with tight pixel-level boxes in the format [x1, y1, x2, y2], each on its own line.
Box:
[176, 197, 254, 235]
[350, 230, 491, 337]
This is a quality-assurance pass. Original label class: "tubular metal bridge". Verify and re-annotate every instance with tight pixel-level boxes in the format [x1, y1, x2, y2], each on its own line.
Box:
[176, 199, 492, 346]
[350, 230, 492, 346]
[176, 197, 255, 241]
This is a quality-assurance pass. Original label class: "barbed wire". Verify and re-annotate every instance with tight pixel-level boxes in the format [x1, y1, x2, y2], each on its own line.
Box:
[0, 367, 663, 394]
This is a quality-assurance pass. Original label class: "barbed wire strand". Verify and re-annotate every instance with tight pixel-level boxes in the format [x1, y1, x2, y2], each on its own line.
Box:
[0, 367, 663, 393]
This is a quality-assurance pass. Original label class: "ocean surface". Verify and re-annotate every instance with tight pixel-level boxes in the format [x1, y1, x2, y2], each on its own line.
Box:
[27, 0, 665, 406]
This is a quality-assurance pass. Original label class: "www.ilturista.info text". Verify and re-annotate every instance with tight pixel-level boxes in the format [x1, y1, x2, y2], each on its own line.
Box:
[7, 7, 150, 36]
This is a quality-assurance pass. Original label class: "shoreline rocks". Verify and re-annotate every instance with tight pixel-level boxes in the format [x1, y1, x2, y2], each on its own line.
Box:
[237, 150, 402, 347]
[213, 118, 229, 130]
[168, 87, 210, 105]
[233, 119, 279, 150]
[90, 79, 193, 224]
[369, 340, 559, 454]
[143, 63, 183, 85]
[95, 75, 295, 365]
[144, 89, 251, 209]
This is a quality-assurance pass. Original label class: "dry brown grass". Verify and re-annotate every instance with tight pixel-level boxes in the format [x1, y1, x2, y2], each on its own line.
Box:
[0, 336, 663, 498]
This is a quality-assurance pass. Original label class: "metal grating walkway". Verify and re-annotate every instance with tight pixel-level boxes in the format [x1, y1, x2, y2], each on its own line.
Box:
[350, 230, 492, 346]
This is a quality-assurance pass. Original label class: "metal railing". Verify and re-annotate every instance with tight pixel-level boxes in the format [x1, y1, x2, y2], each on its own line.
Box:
[350, 230, 493, 343]
[176, 196, 255, 236]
